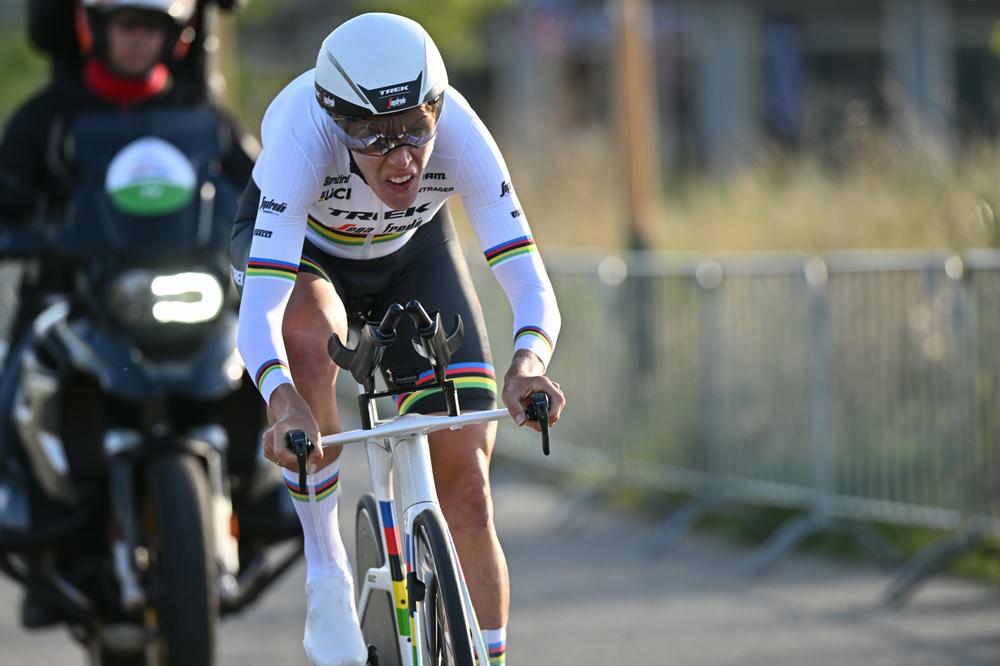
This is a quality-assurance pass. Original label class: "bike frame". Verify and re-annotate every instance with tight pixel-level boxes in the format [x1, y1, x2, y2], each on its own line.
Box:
[322, 397, 510, 666]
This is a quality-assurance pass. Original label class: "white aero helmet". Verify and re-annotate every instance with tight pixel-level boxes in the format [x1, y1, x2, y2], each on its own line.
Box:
[314, 13, 448, 118]
[83, 0, 196, 26]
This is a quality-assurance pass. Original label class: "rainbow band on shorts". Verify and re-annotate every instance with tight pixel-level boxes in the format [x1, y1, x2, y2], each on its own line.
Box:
[299, 255, 332, 282]
[393, 363, 496, 415]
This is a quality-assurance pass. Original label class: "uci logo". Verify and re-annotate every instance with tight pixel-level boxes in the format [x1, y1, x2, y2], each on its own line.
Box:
[319, 187, 352, 202]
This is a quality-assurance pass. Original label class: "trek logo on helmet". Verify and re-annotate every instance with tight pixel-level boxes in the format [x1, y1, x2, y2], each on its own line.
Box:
[379, 85, 410, 96]
[359, 73, 423, 114]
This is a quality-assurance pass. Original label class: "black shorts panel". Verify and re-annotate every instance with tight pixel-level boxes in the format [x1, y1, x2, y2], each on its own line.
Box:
[230, 180, 496, 415]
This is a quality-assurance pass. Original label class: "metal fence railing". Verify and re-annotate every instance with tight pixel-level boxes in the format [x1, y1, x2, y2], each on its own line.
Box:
[4, 246, 995, 602]
[470, 248, 1000, 602]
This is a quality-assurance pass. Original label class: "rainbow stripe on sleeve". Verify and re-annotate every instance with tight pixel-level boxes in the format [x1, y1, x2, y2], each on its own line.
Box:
[246, 257, 299, 281]
[393, 363, 496, 415]
[484, 236, 537, 268]
[514, 326, 553, 354]
[254, 359, 288, 389]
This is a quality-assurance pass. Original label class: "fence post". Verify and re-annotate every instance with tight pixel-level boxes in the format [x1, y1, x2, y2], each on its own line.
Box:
[808, 260, 836, 513]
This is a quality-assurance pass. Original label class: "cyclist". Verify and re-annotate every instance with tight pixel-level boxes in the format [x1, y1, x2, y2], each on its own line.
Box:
[231, 12, 566, 666]
[0, 0, 255, 627]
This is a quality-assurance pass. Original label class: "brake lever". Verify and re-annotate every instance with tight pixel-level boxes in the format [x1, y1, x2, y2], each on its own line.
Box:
[286, 430, 315, 495]
[524, 392, 551, 456]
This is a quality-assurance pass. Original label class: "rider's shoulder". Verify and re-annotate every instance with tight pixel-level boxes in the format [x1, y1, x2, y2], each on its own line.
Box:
[433, 86, 488, 158]
[258, 70, 337, 158]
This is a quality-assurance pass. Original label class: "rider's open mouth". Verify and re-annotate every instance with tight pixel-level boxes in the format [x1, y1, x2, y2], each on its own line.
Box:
[385, 174, 416, 193]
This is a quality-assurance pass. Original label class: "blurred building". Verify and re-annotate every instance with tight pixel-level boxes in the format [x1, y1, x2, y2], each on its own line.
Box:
[487, 0, 1000, 172]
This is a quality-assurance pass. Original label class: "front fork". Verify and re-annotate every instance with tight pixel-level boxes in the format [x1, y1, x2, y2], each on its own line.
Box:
[359, 434, 491, 666]
[103, 426, 240, 614]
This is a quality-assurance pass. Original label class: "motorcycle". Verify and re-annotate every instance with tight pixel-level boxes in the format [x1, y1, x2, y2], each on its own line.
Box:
[0, 108, 300, 666]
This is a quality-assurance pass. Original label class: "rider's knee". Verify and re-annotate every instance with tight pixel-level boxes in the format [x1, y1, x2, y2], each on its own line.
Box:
[282, 322, 338, 379]
[439, 474, 492, 534]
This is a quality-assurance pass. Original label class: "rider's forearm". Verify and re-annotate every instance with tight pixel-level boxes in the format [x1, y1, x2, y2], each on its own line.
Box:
[506, 349, 546, 378]
[267, 382, 310, 419]
[454, 112, 561, 367]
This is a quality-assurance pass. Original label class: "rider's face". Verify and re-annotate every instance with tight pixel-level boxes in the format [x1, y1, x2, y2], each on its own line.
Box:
[352, 141, 434, 211]
[104, 10, 167, 78]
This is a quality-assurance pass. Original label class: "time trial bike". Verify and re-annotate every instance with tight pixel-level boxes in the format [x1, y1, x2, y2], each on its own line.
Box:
[286, 300, 550, 666]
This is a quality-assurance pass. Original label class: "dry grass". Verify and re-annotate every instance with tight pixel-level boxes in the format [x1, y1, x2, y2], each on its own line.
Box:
[474, 126, 1000, 254]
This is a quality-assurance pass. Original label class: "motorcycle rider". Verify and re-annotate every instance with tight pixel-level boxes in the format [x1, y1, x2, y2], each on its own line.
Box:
[26, 0, 250, 90]
[0, 0, 257, 628]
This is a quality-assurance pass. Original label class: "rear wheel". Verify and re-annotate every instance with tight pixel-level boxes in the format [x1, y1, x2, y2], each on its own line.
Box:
[355, 493, 402, 666]
[413, 509, 474, 666]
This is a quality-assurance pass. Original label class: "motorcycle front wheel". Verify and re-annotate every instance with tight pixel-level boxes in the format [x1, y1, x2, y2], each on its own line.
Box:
[143, 454, 217, 666]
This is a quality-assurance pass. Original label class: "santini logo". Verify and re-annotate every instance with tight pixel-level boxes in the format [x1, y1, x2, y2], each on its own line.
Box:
[500, 181, 511, 198]
[379, 85, 410, 96]
[260, 197, 288, 214]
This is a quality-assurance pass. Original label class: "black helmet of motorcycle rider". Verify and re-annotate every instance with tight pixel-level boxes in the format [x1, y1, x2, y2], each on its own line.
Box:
[75, 0, 196, 79]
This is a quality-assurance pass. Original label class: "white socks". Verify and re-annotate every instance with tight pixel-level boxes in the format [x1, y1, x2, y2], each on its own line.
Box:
[283, 462, 351, 584]
[482, 626, 506, 665]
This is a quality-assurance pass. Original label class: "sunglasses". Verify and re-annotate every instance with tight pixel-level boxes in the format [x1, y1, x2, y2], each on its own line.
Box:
[329, 96, 444, 156]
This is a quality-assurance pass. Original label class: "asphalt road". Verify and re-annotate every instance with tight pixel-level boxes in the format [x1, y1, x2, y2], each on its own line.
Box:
[1, 443, 999, 666]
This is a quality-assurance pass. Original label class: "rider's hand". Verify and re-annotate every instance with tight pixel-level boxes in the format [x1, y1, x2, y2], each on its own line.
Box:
[502, 349, 565, 432]
[263, 383, 324, 473]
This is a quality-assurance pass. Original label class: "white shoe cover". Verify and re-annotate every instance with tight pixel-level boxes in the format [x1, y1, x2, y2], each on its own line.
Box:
[303, 575, 369, 666]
